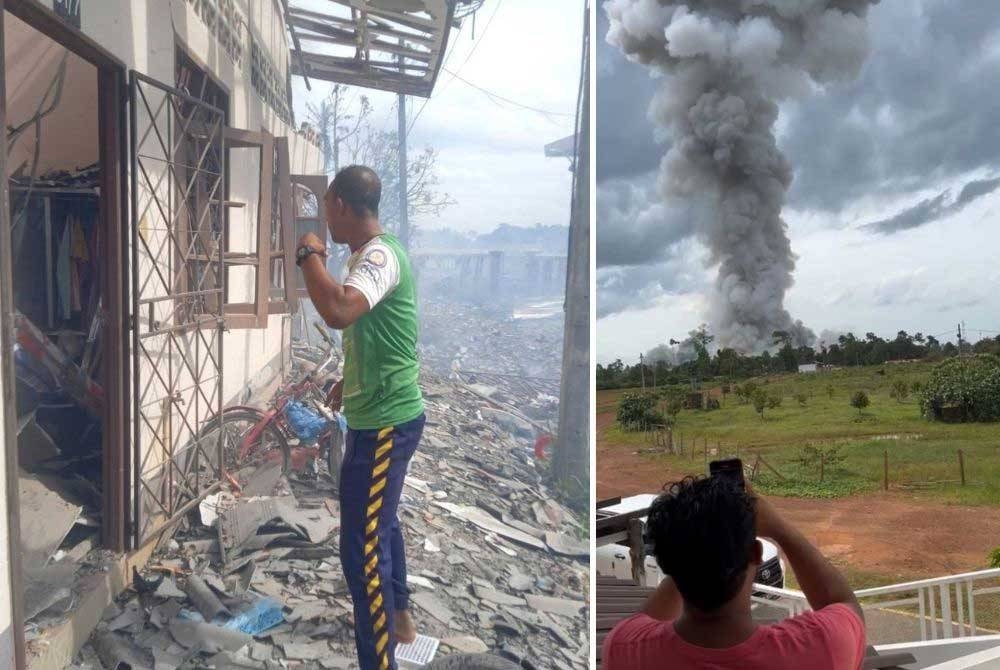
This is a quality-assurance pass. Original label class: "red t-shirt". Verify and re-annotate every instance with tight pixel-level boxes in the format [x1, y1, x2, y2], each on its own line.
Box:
[602, 604, 866, 669]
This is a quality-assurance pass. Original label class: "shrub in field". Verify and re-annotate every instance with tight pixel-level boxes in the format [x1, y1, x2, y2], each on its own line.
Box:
[911, 380, 923, 394]
[767, 394, 782, 409]
[706, 398, 721, 410]
[616, 392, 665, 431]
[850, 390, 870, 417]
[890, 380, 909, 403]
[795, 445, 846, 469]
[990, 547, 1000, 569]
[752, 389, 767, 419]
[796, 393, 808, 407]
[735, 381, 759, 405]
[826, 384, 835, 399]
[664, 394, 684, 422]
[921, 354, 1000, 422]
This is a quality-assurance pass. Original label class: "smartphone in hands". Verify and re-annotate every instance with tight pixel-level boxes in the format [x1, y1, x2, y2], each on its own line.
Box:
[710, 458, 745, 490]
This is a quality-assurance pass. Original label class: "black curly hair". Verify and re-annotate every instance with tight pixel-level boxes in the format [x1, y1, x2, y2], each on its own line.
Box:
[646, 475, 757, 612]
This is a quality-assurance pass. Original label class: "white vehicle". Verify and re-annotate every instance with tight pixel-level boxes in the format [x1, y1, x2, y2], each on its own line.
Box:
[596, 494, 785, 592]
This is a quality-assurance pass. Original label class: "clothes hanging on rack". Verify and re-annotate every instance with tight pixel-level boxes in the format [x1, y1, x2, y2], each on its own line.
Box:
[11, 189, 100, 328]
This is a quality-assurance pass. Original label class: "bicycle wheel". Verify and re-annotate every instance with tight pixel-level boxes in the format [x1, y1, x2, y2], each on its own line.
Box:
[202, 409, 290, 476]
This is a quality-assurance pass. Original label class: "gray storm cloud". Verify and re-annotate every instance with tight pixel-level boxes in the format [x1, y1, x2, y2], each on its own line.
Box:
[604, 0, 878, 353]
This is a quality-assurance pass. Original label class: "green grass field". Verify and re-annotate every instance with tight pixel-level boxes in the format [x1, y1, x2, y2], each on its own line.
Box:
[599, 362, 1000, 506]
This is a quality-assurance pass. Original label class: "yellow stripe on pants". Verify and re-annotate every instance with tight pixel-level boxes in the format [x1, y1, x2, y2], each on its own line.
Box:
[365, 427, 393, 670]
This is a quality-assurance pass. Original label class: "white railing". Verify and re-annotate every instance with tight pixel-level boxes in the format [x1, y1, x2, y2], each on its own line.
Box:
[751, 569, 1000, 642]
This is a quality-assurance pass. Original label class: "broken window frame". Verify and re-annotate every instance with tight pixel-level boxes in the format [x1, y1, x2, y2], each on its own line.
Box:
[288, 174, 329, 301]
[269, 136, 297, 315]
[222, 126, 273, 329]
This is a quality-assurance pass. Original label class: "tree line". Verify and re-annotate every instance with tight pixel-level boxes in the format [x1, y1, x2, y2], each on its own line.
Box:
[597, 326, 1000, 390]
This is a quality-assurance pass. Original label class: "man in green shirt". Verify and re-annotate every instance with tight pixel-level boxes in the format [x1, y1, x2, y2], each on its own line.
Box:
[297, 165, 424, 670]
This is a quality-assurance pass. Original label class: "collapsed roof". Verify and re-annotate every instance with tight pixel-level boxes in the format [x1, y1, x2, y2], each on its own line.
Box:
[285, 0, 477, 97]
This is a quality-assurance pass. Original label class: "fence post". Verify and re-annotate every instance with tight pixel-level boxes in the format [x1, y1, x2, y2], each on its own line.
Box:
[884, 449, 889, 491]
[820, 451, 825, 483]
[959, 449, 966, 486]
[736, 444, 740, 461]
[704, 438, 708, 470]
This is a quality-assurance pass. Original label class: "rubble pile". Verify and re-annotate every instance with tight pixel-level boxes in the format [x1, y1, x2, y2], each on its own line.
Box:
[72, 372, 588, 669]
[419, 297, 563, 381]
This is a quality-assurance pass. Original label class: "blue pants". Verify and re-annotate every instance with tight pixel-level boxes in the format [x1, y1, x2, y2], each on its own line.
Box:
[340, 414, 425, 670]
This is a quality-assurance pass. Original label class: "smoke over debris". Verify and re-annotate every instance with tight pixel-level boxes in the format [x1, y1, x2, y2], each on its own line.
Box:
[604, 0, 879, 353]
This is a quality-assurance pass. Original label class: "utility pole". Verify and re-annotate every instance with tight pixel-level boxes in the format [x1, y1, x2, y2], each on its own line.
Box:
[332, 85, 340, 173]
[639, 353, 646, 391]
[958, 322, 963, 354]
[552, 1, 589, 493]
[397, 43, 410, 249]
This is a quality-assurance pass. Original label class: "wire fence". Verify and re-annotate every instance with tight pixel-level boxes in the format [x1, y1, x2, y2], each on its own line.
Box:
[630, 424, 981, 496]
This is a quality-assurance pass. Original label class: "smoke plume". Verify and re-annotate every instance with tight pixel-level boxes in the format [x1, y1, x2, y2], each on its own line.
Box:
[605, 0, 878, 353]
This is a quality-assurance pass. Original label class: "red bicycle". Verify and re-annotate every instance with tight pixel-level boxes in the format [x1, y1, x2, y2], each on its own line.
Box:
[200, 323, 347, 491]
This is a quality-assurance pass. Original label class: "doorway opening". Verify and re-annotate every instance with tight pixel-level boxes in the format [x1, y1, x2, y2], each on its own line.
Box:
[3, 8, 125, 655]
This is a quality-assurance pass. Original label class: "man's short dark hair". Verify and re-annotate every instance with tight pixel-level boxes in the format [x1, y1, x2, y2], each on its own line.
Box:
[647, 476, 757, 612]
[330, 165, 381, 217]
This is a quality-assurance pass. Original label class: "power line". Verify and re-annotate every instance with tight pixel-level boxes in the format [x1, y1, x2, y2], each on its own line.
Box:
[441, 67, 576, 118]
[408, 0, 498, 136]
[444, 0, 504, 90]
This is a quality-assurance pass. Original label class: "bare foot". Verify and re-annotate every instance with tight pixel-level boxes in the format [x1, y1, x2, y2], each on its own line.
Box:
[394, 609, 417, 644]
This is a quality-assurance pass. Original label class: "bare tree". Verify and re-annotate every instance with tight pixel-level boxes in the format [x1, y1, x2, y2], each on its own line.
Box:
[305, 91, 455, 245]
[304, 85, 372, 174]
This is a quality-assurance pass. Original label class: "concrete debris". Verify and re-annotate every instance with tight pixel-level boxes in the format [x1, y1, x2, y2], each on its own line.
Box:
[407, 575, 436, 590]
[508, 571, 534, 592]
[241, 461, 283, 498]
[23, 560, 77, 621]
[544, 531, 589, 558]
[281, 640, 331, 661]
[524, 593, 585, 618]
[472, 584, 526, 607]
[169, 620, 251, 654]
[208, 650, 270, 670]
[19, 471, 82, 566]
[410, 592, 455, 626]
[199, 493, 226, 527]
[152, 646, 186, 670]
[106, 600, 146, 633]
[435, 502, 546, 551]
[217, 497, 283, 562]
[73, 344, 586, 669]
[92, 631, 153, 670]
[184, 575, 230, 621]
[441, 635, 490, 654]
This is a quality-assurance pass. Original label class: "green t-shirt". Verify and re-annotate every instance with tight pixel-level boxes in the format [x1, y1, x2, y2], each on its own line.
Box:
[341, 233, 423, 430]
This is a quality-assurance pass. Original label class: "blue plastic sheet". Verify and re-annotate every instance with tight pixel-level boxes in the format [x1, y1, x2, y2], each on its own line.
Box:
[285, 400, 328, 444]
[224, 597, 284, 635]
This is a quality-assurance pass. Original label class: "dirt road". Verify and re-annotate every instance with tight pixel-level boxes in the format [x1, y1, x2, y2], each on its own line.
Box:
[598, 444, 1000, 581]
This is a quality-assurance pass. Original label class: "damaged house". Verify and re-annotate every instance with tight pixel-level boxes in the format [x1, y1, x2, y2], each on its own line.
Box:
[0, 0, 337, 666]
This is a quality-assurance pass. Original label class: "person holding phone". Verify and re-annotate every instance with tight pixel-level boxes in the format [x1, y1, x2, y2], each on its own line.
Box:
[602, 472, 866, 669]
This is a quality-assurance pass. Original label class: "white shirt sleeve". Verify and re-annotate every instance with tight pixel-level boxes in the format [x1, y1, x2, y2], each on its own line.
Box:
[344, 240, 400, 310]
